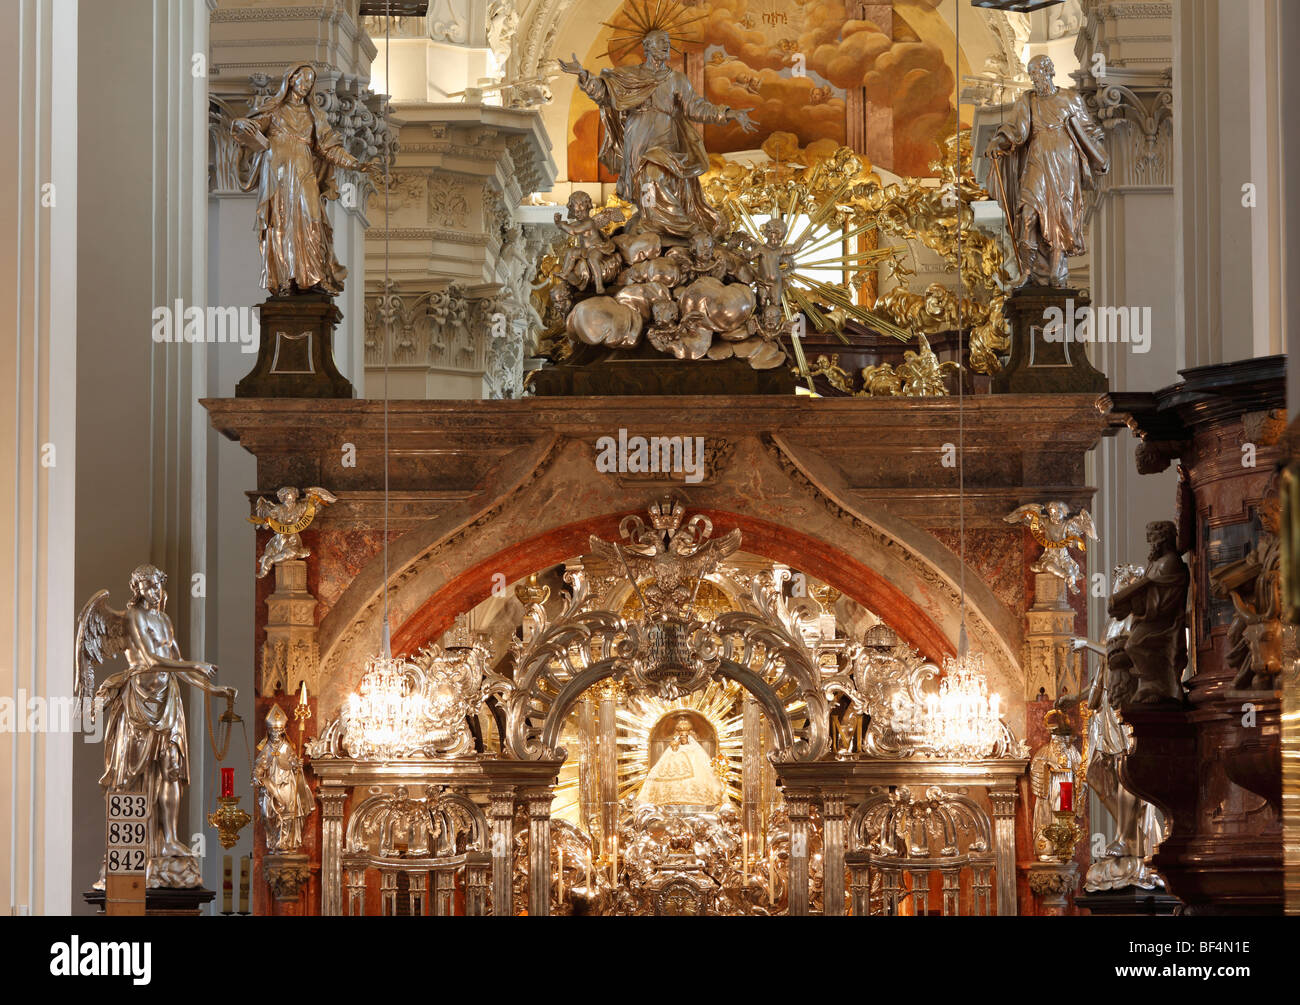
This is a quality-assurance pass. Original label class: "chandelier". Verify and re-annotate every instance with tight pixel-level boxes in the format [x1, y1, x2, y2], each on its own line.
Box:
[891, 651, 1007, 760]
[341, 652, 431, 760]
[342, 618, 493, 760]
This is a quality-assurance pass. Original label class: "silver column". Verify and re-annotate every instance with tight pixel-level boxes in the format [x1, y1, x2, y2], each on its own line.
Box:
[786, 792, 812, 916]
[526, 789, 554, 917]
[989, 786, 1019, 916]
[488, 787, 515, 917]
[821, 791, 847, 916]
[319, 788, 347, 916]
[598, 683, 619, 880]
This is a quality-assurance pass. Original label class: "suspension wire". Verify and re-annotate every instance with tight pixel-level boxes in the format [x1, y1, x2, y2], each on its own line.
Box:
[382, 2, 392, 656]
[956, 5, 967, 659]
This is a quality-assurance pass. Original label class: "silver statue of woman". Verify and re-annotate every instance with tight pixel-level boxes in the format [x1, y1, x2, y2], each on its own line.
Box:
[233, 63, 382, 296]
[985, 54, 1109, 288]
[559, 31, 756, 240]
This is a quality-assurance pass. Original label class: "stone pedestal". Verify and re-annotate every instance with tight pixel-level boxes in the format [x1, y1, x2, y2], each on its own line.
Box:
[530, 346, 796, 397]
[993, 287, 1108, 395]
[1075, 886, 1182, 916]
[237, 293, 353, 399]
[1026, 860, 1078, 916]
[261, 560, 320, 698]
[1024, 572, 1080, 699]
[84, 886, 216, 917]
[264, 852, 311, 914]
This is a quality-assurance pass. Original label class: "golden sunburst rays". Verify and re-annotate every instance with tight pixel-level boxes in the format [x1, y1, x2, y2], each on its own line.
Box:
[616, 681, 745, 806]
[735, 211, 910, 358]
[599, 0, 709, 64]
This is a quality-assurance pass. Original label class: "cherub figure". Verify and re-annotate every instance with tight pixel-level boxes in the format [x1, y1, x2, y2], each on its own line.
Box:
[806, 353, 852, 394]
[646, 298, 712, 361]
[751, 218, 797, 310]
[554, 191, 619, 294]
[1005, 501, 1097, 593]
[249, 486, 338, 578]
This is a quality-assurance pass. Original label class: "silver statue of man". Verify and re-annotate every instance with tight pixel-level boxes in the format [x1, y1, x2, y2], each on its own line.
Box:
[1067, 565, 1167, 891]
[559, 30, 756, 239]
[985, 54, 1109, 288]
[76, 564, 237, 887]
[253, 705, 314, 852]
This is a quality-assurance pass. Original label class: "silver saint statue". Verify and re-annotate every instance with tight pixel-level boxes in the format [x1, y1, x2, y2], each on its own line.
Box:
[1067, 565, 1167, 891]
[253, 705, 314, 852]
[559, 30, 756, 240]
[76, 564, 237, 888]
[233, 63, 382, 296]
[985, 54, 1109, 288]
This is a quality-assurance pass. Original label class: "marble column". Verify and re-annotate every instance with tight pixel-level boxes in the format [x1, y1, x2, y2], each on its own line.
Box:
[526, 789, 554, 917]
[488, 787, 515, 917]
[989, 787, 1020, 916]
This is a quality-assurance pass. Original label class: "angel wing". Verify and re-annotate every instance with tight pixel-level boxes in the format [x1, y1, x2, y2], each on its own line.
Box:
[1004, 503, 1046, 544]
[1063, 509, 1097, 546]
[304, 487, 338, 508]
[250, 494, 276, 526]
[74, 591, 130, 717]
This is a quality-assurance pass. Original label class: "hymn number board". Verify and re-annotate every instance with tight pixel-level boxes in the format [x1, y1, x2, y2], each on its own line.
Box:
[105, 791, 149, 915]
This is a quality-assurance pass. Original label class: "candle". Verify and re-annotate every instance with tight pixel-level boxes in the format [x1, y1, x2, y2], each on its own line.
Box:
[239, 855, 251, 913]
[221, 767, 234, 798]
[1058, 780, 1073, 813]
[222, 855, 233, 914]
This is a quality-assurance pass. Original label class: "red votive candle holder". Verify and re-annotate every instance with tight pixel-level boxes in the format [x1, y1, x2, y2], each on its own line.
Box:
[221, 767, 234, 798]
[1058, 780, 1073, 813]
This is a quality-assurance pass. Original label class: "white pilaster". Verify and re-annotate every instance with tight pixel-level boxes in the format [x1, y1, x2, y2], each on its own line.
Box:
[0, 0, 78, 916]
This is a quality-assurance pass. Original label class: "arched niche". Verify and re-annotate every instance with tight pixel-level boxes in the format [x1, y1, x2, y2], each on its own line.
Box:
[314, 434, 1026, 735]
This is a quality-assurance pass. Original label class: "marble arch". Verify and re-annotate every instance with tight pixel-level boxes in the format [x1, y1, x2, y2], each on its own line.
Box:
[307, 429, 1027, 734]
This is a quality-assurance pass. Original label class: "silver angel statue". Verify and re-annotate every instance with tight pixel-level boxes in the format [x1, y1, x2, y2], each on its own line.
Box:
[233, 63, 383, 296]
[249, 485, 337, 578]
[1005, 500, 1097, 593]
[75, 564, 237, 888]
[253, 705, 314, 852]
[985, 54, 1109, 288]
